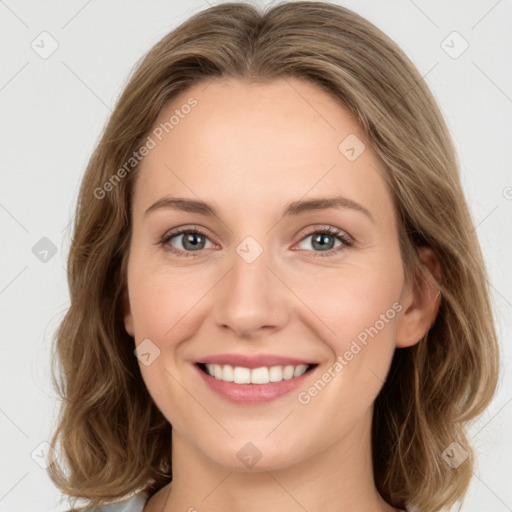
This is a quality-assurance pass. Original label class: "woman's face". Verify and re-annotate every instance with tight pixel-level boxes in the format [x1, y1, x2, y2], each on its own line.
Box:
[124, 77, 419, 471]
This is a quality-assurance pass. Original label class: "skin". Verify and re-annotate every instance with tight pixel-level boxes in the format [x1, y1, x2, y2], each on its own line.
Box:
[123, 77, 440, 512]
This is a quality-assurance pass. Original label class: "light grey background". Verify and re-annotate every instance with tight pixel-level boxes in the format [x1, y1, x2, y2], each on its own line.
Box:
[1, 1, 511, 511]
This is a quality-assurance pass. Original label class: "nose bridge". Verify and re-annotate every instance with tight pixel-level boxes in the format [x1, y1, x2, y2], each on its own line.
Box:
[212, 234, 288, 337]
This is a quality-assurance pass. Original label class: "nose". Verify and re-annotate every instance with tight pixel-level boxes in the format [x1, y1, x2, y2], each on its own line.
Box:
[211, 246, 290, 340]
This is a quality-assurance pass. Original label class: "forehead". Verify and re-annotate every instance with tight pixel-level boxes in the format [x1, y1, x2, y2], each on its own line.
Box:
[133, 77, 393, 224]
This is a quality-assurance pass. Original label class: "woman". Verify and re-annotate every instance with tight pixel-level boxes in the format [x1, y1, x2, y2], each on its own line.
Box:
[48, 2, 499, 511]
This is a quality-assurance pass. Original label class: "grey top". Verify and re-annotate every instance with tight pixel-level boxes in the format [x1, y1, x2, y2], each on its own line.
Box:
[65, 493, 149, 512]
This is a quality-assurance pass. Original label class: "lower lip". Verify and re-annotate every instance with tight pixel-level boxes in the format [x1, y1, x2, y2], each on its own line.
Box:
[194, 364, 318, 405]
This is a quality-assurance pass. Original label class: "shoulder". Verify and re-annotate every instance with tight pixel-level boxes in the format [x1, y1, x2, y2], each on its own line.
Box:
[64, 492, 149, 512]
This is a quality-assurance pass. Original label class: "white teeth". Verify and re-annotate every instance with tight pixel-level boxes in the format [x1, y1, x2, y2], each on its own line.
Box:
[251, 367, 269, 384]
[222, 364, 234, 382]
[203, 363, 310, 384]
[283, 365, 294, 380]
[269, 366, 283, 382]
[294, 365, 308, 377]
[233, 366, 251, 384]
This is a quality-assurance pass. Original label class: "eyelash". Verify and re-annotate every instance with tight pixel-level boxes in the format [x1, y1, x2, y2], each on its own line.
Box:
[160, 225, 354, 259]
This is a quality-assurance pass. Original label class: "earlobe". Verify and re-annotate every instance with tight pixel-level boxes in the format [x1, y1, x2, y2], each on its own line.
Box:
[123, 291, 134, 337]
[395, 246, 441, 348]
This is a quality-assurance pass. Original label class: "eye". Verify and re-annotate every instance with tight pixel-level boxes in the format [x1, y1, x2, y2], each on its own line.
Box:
[295, 226, 353, 257]
[160, 225, 353, 258]
[161, 227, 215, 257]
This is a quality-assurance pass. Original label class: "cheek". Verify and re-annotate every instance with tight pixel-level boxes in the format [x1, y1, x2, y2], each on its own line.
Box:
[127, 262, 201, 423]
[128, 256, 209, 338]
[127, 259, 216, 405]
[296, 263, 402, 344]
[292, 289, 400, 439]
[294, 261, 402, 404]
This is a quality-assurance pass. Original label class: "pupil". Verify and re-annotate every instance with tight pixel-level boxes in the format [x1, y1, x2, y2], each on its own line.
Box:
[313, 233, 333, 251]
[184, 233, 203, 250]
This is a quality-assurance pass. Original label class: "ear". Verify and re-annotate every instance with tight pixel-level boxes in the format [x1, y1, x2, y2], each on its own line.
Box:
[395, 246, 441, 348]
[123, 290, 134, 337]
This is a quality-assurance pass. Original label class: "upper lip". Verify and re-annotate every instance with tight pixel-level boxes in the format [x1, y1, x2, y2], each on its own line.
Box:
[197, 353, 317, 369]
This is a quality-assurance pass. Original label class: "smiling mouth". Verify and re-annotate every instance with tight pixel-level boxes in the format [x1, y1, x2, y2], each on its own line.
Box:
[196, 362, 318, 385]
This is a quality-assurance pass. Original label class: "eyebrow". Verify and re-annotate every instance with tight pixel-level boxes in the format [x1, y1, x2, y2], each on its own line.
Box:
[144, 195, 375, 223]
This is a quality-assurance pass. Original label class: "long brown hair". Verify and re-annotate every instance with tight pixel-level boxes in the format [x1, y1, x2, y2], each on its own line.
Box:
[48, 2, 500, 511]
